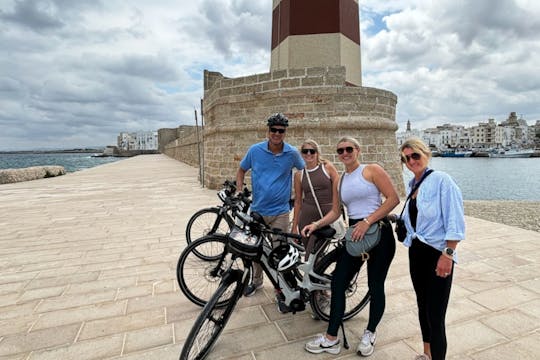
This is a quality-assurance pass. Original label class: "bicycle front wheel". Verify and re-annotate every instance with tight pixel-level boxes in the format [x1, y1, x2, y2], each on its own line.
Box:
[177, 235, 246, 307]
[185, 207, 229, 245]
[310, 248, 370, 321]
[180, 269, 246, 360]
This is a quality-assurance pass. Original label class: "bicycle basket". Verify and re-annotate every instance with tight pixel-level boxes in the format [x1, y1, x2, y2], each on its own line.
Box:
[228, 226, 261, 259]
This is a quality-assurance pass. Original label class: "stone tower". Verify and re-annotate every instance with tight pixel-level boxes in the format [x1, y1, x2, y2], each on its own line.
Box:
[270, 0, 361, 86]
[164, 0, 404, 195]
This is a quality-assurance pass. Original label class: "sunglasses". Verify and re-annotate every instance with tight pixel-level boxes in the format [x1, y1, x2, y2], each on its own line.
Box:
[269, 127, 286, 134]
[401, 152, 422, 163]
[301, 148, 316, 155]
[336, 146, 355, 155]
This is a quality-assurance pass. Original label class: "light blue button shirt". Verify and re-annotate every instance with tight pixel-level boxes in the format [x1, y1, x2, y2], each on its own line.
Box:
[401, 170, 465, 259]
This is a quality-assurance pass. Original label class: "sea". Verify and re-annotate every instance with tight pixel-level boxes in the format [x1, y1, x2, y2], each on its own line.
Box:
[0, 152, 123, 173]
[403, 157, 540, 201]
[1, 153, 539, 201]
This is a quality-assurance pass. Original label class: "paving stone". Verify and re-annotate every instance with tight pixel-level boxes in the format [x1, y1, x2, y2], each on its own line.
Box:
[479, 308, 539, 338]
[445, 320, 508, 356]
[16, 285, 65, 303]
[469, 331, 540, 360]
[0, 323, 80, 356]
[36, 289, 117, 312]
[78, 308, 165, 341]
[32, 300, 127, 331]
[123, 324, 173, 354]
[112, 344, 182, 360]
[27, 333, 123, 360]
[468, 284, 538, 311]
[0, 155, 539, 360]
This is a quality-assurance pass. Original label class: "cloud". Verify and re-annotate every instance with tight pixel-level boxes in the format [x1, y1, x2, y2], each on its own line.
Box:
[0, 0, 538, 150]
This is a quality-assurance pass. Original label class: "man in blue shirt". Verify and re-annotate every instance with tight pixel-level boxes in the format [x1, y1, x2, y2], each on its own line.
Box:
[236, 113, 305, 310]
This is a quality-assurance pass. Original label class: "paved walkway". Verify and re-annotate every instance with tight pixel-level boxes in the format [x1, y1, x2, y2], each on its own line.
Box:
[0, 154, 538, 360]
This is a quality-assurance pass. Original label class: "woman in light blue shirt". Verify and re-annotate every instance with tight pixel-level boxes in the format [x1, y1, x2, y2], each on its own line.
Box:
[398, 138, 465, 360]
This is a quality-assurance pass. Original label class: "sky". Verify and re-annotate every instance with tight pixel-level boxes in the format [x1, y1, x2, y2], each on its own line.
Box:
[1, 0, 539, 151]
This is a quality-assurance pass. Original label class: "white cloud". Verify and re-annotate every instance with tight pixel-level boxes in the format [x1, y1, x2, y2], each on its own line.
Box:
[0, 0, 538, 150]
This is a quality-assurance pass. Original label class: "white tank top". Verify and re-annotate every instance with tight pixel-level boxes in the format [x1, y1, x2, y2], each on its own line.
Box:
[340, 165, 381, 219]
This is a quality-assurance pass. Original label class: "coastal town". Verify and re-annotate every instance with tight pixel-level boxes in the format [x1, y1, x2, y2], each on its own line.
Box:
[397, 112, 540, 157]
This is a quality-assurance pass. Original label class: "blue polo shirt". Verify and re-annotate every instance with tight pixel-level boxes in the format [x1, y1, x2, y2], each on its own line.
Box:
[240, 140, 304, 216]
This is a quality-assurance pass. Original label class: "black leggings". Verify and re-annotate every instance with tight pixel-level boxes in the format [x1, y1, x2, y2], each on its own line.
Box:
[409, 238, 454, 360]
[327, 220, 395, 336]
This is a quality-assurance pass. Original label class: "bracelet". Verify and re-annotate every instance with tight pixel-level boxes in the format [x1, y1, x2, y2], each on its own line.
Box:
[363, 218, 370, 225]
[312, 220, 320, 229]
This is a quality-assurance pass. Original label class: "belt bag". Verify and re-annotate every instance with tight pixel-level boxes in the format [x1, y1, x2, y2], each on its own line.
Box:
[345, 221, 381, 260]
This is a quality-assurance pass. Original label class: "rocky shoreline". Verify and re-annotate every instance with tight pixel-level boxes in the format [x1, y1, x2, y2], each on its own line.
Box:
[464, 200, 540, 232]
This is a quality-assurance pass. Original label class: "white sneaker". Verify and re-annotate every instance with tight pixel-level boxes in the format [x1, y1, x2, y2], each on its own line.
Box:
[305, 334, 341, 354]
[357, 329, 376, 356]
[414, 354, 431, 360]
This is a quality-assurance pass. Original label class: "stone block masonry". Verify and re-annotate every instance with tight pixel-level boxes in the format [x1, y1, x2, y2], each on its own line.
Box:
[0, 166, 65, 184]
[164, 65, 404, 196]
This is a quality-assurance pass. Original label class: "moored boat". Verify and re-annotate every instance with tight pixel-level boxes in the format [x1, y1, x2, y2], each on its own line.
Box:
[488, 149, 534, 158]
[440, 149, 473, 157]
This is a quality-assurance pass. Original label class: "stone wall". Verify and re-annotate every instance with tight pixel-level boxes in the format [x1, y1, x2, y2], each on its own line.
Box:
[163, 65, 404, 195]
[162, 125, 202, 168]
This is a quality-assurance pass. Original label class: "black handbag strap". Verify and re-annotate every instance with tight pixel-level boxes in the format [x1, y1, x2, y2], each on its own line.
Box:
[398, 169, 434, 217]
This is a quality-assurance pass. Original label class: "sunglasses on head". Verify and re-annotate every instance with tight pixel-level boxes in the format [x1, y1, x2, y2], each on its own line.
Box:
[401, 152, 422, 163]
[301, 148, 316, 155]
[269, 127, 286, 134]
[336, 146, 354, 155]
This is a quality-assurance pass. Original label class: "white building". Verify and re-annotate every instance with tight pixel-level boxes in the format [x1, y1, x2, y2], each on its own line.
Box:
[396, 113, 536, 150]
[117, 131, 158, 151]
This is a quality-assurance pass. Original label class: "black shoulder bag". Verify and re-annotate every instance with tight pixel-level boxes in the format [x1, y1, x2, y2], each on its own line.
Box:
[395, 169, 434, 242]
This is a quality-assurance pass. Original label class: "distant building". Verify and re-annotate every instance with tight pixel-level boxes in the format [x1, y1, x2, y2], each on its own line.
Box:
[397, 112, 538, 149]
[117, 131, 158, 151]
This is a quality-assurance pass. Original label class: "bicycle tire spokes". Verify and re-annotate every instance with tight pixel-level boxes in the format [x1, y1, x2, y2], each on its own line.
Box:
[177, 235, 246, 307]
[180, 270, 245, 360]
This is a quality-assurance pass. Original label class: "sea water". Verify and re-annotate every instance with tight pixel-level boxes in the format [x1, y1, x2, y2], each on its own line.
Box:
[0, 152, 123, 173]
[403, 157, 540, 201]
[2, 153, 538, 201]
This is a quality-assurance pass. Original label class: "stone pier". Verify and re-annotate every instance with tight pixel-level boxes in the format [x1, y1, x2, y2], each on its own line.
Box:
[0, 155, 538, 359]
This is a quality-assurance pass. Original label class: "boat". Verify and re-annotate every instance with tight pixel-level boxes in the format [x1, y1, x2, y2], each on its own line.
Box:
[440, 149, 472, 157]
[488, 149, 534, 158]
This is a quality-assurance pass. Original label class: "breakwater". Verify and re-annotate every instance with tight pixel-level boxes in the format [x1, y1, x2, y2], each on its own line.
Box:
[0, 166, 65, 184]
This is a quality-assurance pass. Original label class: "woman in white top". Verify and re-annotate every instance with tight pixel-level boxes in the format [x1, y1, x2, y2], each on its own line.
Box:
[302, 136, 399, 357]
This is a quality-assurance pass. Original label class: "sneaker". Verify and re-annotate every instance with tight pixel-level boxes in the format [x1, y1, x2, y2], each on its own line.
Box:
[243, 282, 263, 297]
[414, 354, 431, 360]
[305, 334, 341, 354]
[357, 329, 376, 356]
[275, 293, 290, 314]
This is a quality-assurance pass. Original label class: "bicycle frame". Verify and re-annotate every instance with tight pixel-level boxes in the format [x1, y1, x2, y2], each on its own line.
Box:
[254, 230, 337, 312]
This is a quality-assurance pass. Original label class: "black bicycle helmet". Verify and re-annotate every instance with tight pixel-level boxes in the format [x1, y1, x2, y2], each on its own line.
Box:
[267, 113, 289, 127]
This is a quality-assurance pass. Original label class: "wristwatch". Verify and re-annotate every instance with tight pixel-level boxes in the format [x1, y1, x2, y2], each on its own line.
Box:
[442, 247, 454, 259]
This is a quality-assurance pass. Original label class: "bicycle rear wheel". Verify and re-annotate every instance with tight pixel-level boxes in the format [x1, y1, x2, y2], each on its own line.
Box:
[310, 248, 370, 321]
[180, 269, 246, 360]
[186, 207, 229, 245]
[177, 235, 246, 307]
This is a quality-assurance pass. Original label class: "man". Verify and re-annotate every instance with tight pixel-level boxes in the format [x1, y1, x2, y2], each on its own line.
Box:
[236, 113, 305, 312]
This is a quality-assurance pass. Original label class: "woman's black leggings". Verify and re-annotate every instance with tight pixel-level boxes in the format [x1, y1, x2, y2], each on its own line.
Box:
[327, 220, 395, 336]
[409, 238, 454, 360]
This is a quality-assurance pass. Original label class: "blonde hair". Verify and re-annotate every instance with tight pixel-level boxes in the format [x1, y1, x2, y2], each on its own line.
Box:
[400, 137, 432, 160]
[337, 136, 361, 151]
[300, 139, 327, 164]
